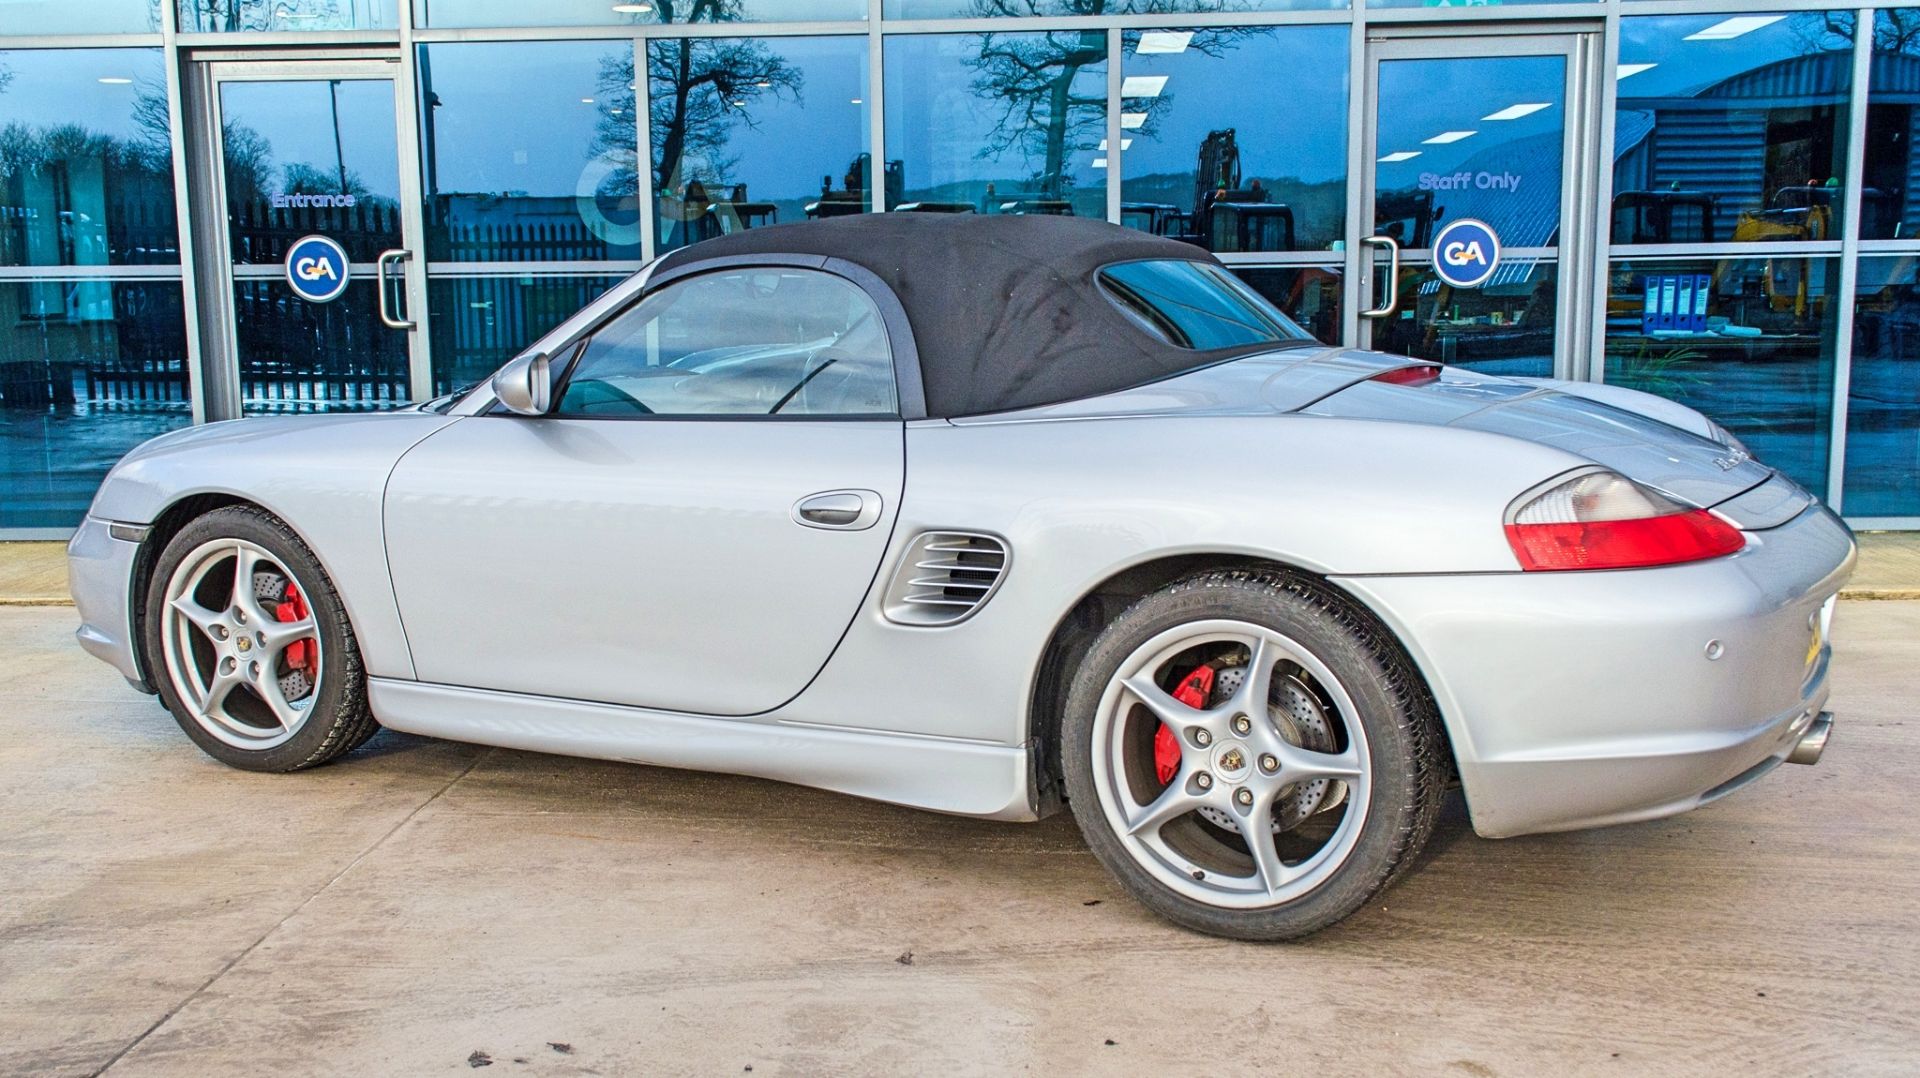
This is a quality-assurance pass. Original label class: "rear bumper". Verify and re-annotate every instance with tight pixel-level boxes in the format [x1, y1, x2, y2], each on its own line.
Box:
[1334, 502, 1854, 839]
[68, 515, 149, 690]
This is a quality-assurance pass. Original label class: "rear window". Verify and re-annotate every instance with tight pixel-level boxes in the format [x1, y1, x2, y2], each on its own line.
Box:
[1098, 259, 1313, 351]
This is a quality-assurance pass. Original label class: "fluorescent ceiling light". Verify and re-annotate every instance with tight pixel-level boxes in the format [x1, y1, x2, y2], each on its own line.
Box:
[1092, 157, 1108, 169]
[1120, 112, 1148, 130]
[1119, 75, 1167, 98]
[1683, 15, 1784, 41]
[580, 97, 595, 104]
[1423, 130, 1476, 145]
[611, 3, 653, 12]
[1097, 139, 1133, 151]
[1481, 102, 1550, 121]
[850, 98, 863, 104]
[1378, 151, 1421, 163]
[97, 77, 134, 85]
[1136, 31, 1193, 55]
[1615, 63, 1657, 81]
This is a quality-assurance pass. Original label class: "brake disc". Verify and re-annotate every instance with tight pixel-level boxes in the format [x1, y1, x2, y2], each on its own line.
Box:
[253, 570, 314, 702]
[1196, 666, 1342, 834]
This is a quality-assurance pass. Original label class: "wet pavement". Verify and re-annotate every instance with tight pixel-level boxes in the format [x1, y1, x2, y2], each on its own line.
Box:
[1, 602, 1916, 1076]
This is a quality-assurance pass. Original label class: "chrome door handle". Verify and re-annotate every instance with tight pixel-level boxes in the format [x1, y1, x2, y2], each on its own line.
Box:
[376, 248, 415, 330]
[793, 489, 882, 531]
[1360, 234, 1400, 319]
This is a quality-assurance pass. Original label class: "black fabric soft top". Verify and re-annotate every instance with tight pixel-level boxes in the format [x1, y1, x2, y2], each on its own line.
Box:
[651, 213, 1249, 418]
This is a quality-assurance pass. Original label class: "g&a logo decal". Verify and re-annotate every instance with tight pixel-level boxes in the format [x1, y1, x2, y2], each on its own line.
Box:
[1430, 218, 1501, 290]
[284, 234, 350, 304]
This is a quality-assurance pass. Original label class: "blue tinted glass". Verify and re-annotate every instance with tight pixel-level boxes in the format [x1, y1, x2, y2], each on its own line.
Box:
[178, 0, 398, 31]
[1373, 260, 1556, 377]
[0, 1, 158, 32]
[1614, 13, 1854, 245]
[1, 280, 191, 530]
[885, 33, 1106, 219]
[428, 274, 624, 395]
[1604, 258, 1837, 498]
[419, 42, 641, 262]
[651, 36, 869, 252]
[234, 278, 411, 414]
[886, 0, 1346, 20]
[419, 0, 862, 26]
[1865, 12, 1920, 240]
[0, 49, 178, 267]
[220, 78, 403, 264]
[1121, 27, 1347, 253]
[1843, 257, 1920, 516]
[1374, 55, 1565, 250]
[1100, 260, 1310, 350]
[1230, 266, 1343, 346]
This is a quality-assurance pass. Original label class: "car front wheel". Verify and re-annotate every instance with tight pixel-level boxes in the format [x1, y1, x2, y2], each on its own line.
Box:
[144, 505, 377, 772]
[1061, 570, 1448, 940]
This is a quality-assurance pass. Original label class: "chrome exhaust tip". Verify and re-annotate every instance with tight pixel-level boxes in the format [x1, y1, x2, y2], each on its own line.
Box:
[1787, 711, 1833, 766]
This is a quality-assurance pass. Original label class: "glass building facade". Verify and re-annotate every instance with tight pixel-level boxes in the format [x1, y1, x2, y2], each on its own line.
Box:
[0, 0, 1915, 534]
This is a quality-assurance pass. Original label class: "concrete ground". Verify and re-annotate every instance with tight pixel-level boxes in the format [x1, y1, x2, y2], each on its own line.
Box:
[1, 603, 1916, 1077]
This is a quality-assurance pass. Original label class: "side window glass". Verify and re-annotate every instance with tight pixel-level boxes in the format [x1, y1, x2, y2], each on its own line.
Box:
[554, 268, 898, 418]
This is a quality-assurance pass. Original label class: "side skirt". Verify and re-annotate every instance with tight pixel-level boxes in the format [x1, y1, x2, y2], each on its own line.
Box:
[366, 677, 1039, 822]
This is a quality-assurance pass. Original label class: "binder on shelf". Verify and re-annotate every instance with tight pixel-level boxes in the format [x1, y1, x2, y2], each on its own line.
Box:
[1641, 275, 1660, 334]
[1676, 275, 1695, 333]
[1691, 273, 1711, 331]
[1659, 275, 1680, 331]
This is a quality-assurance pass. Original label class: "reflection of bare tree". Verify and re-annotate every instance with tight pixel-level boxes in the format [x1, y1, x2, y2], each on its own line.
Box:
[181, 0, 358, 32]
[963, 1, 1266, 199]
[588, 0, 802, 204]
[1877, 10, 1920, 53]
[1789, 12, 1863, 54]
[969, 29, 1106, 198]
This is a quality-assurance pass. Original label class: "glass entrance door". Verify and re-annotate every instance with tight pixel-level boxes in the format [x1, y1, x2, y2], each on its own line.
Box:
[1357, 34, 1594, 378]
[187, 58, 428, 417]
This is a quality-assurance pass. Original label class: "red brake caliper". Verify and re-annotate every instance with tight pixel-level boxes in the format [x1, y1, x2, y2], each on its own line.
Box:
[273, 583, 317, 682]
[1154, 665, 1214, 784]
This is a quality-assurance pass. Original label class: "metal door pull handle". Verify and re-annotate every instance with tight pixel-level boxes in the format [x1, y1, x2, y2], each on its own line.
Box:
[1360, 234, 1400, 319]
[793, 490, 882, 531]
[377, 248, 415, 330]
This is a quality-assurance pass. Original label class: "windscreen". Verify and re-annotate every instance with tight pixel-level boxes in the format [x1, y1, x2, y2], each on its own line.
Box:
[1098, 260, 1314, 351]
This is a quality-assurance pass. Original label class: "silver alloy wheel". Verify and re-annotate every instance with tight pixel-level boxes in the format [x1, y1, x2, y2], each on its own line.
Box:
[160, 537, 324, 751]
[1090, 619, 1372, 909]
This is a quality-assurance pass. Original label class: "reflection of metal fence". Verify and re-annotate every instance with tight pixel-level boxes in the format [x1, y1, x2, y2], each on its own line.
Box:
[430, 275, 615, 395]
[228, 199, 403, 263]
[233, 281, 409, 410]
[0, 281, 187, 409]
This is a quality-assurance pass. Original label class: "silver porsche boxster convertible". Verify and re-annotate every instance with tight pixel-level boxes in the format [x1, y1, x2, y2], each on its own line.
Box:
[69, 215, 1852, 939]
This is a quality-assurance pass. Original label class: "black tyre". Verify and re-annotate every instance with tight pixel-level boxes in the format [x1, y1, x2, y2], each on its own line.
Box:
[1060, 569, 1447, 940]
[142, 505, 377, 772]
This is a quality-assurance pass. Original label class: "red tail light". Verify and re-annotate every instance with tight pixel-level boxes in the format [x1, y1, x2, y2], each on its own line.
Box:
[1503, 470, 1745, 571]
[1371, 365, 1442, 386]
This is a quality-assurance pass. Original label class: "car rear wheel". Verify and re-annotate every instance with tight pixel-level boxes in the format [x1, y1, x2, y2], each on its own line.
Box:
[1061, 570, 1447, 940]
[144, 506, 377, 772]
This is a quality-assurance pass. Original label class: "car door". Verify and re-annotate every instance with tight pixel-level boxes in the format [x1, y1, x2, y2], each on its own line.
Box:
[382, 264, 905, 716]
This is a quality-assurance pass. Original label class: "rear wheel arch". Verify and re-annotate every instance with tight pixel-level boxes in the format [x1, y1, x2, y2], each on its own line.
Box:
[1026, 554, 1458, 816]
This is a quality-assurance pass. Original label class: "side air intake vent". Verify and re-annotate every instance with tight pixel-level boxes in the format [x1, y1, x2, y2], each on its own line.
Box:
[882, 532, 1010, 626]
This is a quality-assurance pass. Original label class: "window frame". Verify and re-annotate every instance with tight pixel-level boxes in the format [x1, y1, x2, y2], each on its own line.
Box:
[523, 253, 926, 422]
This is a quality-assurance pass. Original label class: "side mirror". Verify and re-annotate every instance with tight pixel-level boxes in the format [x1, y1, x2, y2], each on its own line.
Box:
[493, 351, 553, 416]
